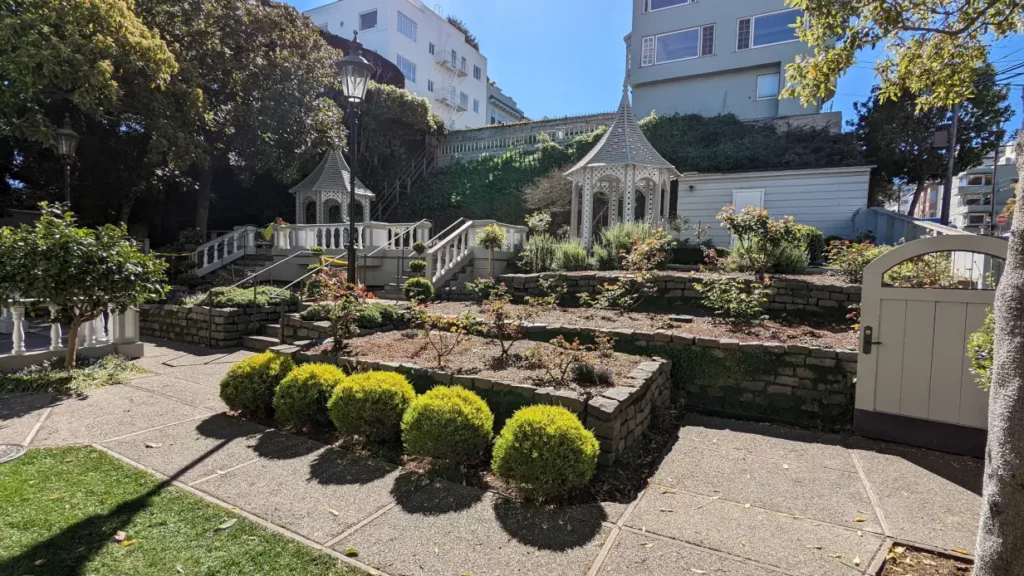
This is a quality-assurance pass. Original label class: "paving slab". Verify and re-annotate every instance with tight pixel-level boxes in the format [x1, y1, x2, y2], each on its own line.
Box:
[196, 445, 417, 544]
[129, 375, 227, 411]
[679, 414, 857, 473]
[338, 479, 609, 576]
[102, 413, 319, 485]
[157, 363, 237, 388]
[627, 488, 883, 576]
[0, 394, 55, 445]
[31, 385, 211, 446]
[854, 445, 982, 553]
[652, 444, 881, 533]
[598, 529, 783, 576]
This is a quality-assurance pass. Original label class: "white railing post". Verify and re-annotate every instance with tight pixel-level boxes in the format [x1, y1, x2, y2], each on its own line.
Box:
[48, 304, 63, 351]
[94, 309, 108, 345]
[11, 305, 26, 356]
[111, 307, 139, 345]
[0, 306, 13, 334]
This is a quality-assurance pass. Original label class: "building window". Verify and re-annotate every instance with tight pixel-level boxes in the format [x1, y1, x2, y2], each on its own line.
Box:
[451, 49, 457, 64]
[397, 54, 416, 83]
[491, 116, 496, 124]
[460, 56, 467, 73]
[359, 10, 377, 31]
[473, 65, 482, 80]
[397, 11, 417, 41]
[429, 42, 435, 55]
[449, 85, 457, 102]
[962, 174, 994, 186]
[473, 99, 480, 113]
[737, 9, 802, 50]
[968, 214, 988, 225]
[459, 91, 469, 109]
[642, 24, 714, 66]
[756, 73, 780, 99]
[644, 0, 693, 12]
[427, 79, 434, 92]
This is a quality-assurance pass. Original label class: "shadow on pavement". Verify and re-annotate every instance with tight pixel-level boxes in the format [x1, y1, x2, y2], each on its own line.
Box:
[492, 496, 605, 551]
[391, 471, 481, 515]
[308, 447, 394, 486]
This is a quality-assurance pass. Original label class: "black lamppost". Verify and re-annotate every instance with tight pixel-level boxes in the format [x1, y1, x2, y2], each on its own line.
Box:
[337, 32, 375, 284]
[54, 114, 80, 204]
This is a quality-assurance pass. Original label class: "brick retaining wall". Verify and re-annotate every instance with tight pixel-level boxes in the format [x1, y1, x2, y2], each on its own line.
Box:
[499, 272, 861, 318]
[139, 304, 299, 348]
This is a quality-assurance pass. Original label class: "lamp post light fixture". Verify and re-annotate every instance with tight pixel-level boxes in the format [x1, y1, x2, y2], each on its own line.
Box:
[54, 114, 80, 205]
[337, 31, 376, 284]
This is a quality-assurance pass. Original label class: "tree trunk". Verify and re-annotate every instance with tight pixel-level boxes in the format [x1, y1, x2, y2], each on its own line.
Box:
[974, 132, 1024, 575]
[488, 248, 494, 278]
[119, 200, 134, 225]
[64, 321, 81, 368]
[906, 179, 926, 217]
[195, 164, 214, 235]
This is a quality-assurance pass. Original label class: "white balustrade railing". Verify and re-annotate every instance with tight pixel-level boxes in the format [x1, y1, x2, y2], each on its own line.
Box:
[2, 301, 140, 358]
[193, 226, 260, 277]
[274, 221, 433, 252]
[425, 220, 529, 286]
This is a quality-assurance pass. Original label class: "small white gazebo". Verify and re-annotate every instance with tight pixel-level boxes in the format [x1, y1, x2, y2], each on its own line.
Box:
[564, 87, 680, 249]
[290, 149, 375, 224]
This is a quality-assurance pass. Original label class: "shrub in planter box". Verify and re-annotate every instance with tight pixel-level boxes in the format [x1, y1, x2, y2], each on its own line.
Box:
[219, 352, 296, 418]
[328, 371, 416, 441]
[492, 405, 599, 502]
[273, 363, 346, 429]
[358, 302, 400, 328]
[402, 386, 494, 462]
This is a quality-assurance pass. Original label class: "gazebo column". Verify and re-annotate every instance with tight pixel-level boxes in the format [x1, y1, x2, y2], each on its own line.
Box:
[609, 188, 620, 227]
[360, 197, 371, 222]
[624, 165, 635, 223]
[649, 179, 659, 225]
[581, 172, 595, 250]
[569, 181, 579, 239]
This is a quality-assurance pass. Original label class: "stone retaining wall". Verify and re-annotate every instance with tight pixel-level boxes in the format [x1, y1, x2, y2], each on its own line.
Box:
[139, 304, 299, 348]
[278, 342, 671, 466]
[519, 323, 857, 431]
[500, 272, 860, 318]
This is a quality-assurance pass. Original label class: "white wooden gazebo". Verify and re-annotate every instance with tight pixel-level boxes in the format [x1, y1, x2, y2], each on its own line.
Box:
[290, 149, 375, 224]
[565, 87, 680, 249]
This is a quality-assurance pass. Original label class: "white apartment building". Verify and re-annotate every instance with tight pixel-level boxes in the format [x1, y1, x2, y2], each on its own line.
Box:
[950, 145, 1018, 234]
[305, 0, 489, 129]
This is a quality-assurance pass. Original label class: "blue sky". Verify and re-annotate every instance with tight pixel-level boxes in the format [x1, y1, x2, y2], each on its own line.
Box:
[289, 0, 1024, 137]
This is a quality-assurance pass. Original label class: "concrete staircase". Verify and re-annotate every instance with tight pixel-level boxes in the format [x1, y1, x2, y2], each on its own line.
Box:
[242, 322, 282, 351]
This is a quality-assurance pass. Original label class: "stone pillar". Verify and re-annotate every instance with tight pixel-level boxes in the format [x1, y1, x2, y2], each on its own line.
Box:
[581, 171, 595, 250]
[569, 181, 579, 239]
[10, 305, 25, 355]
[48, 304, 63, 351]
[624, 165, 635, 223]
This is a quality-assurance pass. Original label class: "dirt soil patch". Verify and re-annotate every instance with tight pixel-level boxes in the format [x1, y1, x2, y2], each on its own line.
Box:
[549, 269, 847, 287]
[322, 330, 648, 395]
[426, 302, 858, 350]
[879, 545, 972, 576]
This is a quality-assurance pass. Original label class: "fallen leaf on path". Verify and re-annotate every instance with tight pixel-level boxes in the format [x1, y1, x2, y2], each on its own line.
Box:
[328, 508, 340, 516]
[690, 569, 707, 574]
[120, 539, 138, 547]
[853, 517, 865, 523]
[144, 442, 163, 448]
[50, 492, 62, 500]
[216, 519, 237, 531]
[853, 557, 861, 566]
[893, 545, 906, 555]
[952, 548, 970, 555]
[782, 464, 789, 469]
[659, 487, 677, 494]
[658, 508, 674, 513]
[176, 566, 184, 574]
[343, 547, 358, 557]
[806, 545, 823, 550]
[829, 553, 844, 559]
[744, 504, 751, 508]
[641, 542, 654, 548]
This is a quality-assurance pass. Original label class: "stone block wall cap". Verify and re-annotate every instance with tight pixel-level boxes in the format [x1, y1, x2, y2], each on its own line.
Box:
[602, 388, 634, 402]
[587, 396, 619, 417]
[785, 344, 811, 354]
[671, 333, 695, 345]
[837, 350, 859, 362]
[763, 343, 786, 354]
[718, 339, 740, 349]
[809, 348, 838, 358]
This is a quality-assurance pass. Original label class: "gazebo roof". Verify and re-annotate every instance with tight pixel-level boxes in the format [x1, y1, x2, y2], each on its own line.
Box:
[290, 149, 375, 199]
[565, 88, 678, 177]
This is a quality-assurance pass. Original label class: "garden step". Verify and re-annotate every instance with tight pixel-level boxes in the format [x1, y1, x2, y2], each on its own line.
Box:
[263, 324, 281, 338]
[242, 335, 279, 351]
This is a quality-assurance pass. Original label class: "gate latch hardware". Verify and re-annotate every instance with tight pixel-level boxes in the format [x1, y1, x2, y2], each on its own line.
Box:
[862, 326, 882, 355]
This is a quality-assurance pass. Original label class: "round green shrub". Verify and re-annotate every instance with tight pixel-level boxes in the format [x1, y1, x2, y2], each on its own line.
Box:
[300, 302, 339, 322]
[219, 351, 296, 418]
[492, 405, 599, 501]
[408, 259, 428, 275]
[411, 241, 428, 256]
[328, 371, 416, 440]
[273, 363, 346, 429]
[356, 304, 383, 329]
[795, 224, 827, 264]
[403, 277, 435, 303]
[372, 302, 400, 325]
[402, 386, 494, 462]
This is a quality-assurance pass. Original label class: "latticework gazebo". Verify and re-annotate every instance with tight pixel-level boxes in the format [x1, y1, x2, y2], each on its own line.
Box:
[564, 88, 680, 249]
[290, 149, 375, 224]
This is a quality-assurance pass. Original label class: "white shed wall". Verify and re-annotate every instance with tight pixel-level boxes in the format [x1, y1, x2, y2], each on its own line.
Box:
[675, 167, 871, 246]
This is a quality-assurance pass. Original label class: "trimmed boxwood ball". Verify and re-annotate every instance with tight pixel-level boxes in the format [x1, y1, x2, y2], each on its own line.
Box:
[491, 405, 599, 502]
[403, 277, 434, 303]
[401, 386, 494, 462]
[328, 371, 416, 441]
[219, 351, 296, 418]
[273, 363, 346, 429]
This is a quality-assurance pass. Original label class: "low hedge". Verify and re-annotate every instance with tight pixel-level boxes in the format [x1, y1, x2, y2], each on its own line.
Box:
[184, 286, 298, 308]
[491, 405, 599, 502]
[273, 363, 346, 429]
[402, 386, 493, 462]
[219, 352, 296, 418]
[328, 371, 416, 441]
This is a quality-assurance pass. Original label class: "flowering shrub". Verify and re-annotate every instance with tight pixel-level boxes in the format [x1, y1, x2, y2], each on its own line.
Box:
[826, 241, 892, 284]
[693, 274, 771, 324]
[718, 205, 803, 279]
[482, 284, 533, 364]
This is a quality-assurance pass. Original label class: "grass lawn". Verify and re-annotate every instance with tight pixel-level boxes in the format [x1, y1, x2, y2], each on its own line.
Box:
[0, 447, 366, 576]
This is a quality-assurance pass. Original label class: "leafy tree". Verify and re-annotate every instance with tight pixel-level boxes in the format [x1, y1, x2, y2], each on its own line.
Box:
[0, 0, 178, 148]
[850, 71, 1011, 211]
[135, 0, 346, 233]
[476, 223, 507, 277]
[783, 2, 1023, 573]
[0, 205, 168, 367]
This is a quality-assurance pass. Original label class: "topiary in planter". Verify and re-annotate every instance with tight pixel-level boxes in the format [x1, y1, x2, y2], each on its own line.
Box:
[492, 405, 599, 502]
[401, 386, 494, 462]
[328, 371, 416, 441]
[219, 351, 296, 418]
[403, 277, 434, 303]
[412, 241, 428, 256]
[408, 259, 428, 277]
[273, 363, 346, 429]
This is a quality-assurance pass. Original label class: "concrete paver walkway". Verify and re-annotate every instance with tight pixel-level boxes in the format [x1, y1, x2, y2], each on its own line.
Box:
[2, 339, 983, 575]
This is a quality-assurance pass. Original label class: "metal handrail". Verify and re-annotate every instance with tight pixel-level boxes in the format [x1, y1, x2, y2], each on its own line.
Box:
[362, 219, 431, 259]
[225, 250, 310, 290]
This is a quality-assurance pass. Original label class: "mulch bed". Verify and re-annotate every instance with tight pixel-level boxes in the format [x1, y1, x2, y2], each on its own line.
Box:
[312, 329, 647, 395]
[879, 545, 972, 575]
[538, 269, 848, 287]
[426, 301, 858, 350]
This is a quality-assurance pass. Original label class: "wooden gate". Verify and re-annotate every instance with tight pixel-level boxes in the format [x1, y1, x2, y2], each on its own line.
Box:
[855, 235, 1008, 457]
